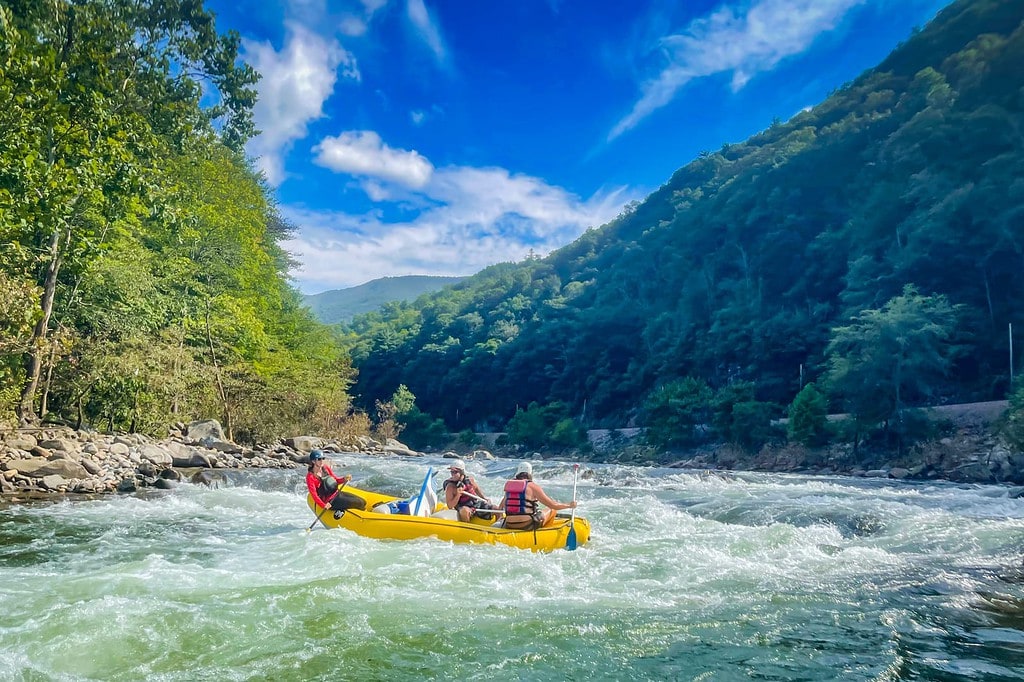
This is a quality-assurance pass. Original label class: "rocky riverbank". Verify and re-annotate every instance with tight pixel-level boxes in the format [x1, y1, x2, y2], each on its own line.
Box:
[595, 401, 1024, 486]
[0, 420, 423, 501]
[4, 402, 1023, 503]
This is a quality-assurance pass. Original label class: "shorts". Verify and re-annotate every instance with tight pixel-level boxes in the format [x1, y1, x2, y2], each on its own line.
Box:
[503, 511, 544, 530]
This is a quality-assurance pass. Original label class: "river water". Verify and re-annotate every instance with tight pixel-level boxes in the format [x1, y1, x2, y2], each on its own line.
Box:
[1, 454, 1022, 681]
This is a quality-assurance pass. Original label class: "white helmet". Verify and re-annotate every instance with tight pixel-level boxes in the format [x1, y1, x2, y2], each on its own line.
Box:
[448, 459, 467, 472]
[515, 461, 533, 476]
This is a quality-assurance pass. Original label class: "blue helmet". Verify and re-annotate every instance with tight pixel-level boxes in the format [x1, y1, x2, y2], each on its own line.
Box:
[309, 450, 326, 462]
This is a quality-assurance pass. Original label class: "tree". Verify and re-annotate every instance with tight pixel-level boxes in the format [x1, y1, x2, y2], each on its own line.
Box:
[505, 401, 576, 449]
[787, 382, 828, 446]
[642, 377, 713, 449]
[390, 384, 449, 449]
[0, 1, 257, 424]
[825, 285, 961, 450]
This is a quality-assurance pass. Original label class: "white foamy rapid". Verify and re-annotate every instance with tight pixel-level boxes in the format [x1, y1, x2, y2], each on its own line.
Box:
[1, 455, 1022, 681]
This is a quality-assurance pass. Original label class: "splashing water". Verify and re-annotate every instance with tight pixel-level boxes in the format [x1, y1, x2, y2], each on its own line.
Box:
[1, 455, 1022, 681]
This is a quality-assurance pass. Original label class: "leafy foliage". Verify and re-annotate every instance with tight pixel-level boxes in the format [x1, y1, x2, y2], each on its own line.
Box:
[825, 285, 961, 450]
[787, 383, 829, 446]
[389, 384, 449, 449]
[998, 380, 1024, 452]
[0, 1, 355, 441]
[642, 378, 713, 449]
[505, 401, 580, 449]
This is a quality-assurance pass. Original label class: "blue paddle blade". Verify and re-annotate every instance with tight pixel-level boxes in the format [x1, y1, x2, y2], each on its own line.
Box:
[565, 522, 578, 551]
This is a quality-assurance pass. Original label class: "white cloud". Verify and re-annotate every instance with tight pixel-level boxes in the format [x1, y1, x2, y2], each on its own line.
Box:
[338, 0, 390, 36]
[243, 23, 357, 185]
[406, 0, 447, 64]
[313, 131, 435, 189]
[610, 0, 866, 140]
[283, 158, 636, 292]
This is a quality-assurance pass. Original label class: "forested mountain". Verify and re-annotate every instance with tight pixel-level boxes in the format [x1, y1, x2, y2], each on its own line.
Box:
[0, 1, 354, 441]
[345, 0, 1024, 434]
[305, 276, 466, 325]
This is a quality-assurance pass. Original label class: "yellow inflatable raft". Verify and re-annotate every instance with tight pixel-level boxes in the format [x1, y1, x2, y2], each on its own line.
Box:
[306, 484, 590, 552]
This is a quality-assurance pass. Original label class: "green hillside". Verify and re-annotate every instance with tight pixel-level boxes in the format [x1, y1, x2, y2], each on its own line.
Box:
[0, 2, 354, 440]
[304, 276, 465, 325]
[345, 0, 1024, 436]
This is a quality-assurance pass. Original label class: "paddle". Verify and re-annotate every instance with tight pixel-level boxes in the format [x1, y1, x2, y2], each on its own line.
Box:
[306, 478, 348, 532]
[565, 463, 579, 550]
[450, 489, 502, 518]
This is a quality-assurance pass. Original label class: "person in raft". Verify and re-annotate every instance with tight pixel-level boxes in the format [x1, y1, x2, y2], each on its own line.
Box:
[498, 461, 576, 530]
[442, 459, 496, 522]
[306, 450, 366, 519]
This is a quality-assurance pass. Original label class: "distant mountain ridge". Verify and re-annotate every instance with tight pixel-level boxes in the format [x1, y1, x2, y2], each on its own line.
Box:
[304, 275, 465, 324]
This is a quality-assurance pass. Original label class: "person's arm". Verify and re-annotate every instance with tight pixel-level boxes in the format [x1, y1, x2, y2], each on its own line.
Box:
[467, 477, 489, 504]
[323, 464, 350, 486]
[528, 482, 575, 511]
[306, 471, 328, 508]
[444, 480, 461, 509]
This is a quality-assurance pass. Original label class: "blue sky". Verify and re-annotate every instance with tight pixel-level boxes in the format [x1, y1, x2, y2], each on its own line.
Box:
[205, 0, 950, 294]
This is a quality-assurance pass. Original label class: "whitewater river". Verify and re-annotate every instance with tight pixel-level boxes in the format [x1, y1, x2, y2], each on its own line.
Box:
[1, 454, 1023, 681]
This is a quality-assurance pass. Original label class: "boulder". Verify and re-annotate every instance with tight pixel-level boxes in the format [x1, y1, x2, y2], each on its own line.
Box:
[283, 436, 319, 452]
[40, 474, 68, 491]
[208, 441, 242, 454]
[190, 470, 224, 487]
[30, 445, 52, 458]
[4, 433, 37, 451]
[187, 419, 225, 442]
[108, 442, 130, 457]
[139, 445, 173, 467]
[355, 435, 380, 451]
[383, 444, 420, 457]
[170, 448, 212, 468]
[11, 457, 90, 479]
[80, 459, 103, 476]
[38, 438, 76, 452]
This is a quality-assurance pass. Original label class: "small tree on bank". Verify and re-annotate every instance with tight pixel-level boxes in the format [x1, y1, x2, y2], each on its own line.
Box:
[787, 382, 828, 446]
[825, 285, 961, 453]
[642, 377, 713, 450]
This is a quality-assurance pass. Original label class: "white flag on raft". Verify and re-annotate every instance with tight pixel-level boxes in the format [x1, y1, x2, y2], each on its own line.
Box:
[409, 467, 437, 517]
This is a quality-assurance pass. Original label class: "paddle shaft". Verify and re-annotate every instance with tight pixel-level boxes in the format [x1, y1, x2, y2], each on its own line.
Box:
[456, 489, 492, 504]
[447, 488, 503, 515]
[565, 464, 579, 550]
[569, 464, 579, 525]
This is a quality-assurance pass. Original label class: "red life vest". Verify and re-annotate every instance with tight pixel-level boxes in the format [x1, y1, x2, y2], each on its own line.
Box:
[503, 479, 537, 515]
[446, 478, 484, 508]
